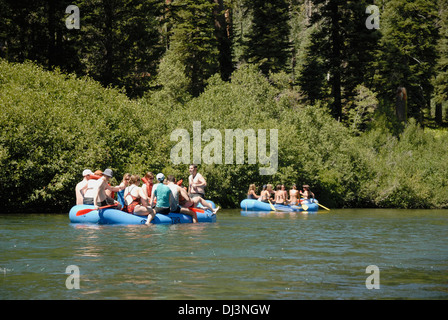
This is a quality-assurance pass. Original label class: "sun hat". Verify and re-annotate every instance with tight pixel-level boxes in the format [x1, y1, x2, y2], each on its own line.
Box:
[82, 169, 93, 177]
[156, 173, 165, 182]
[103, 168, 113, 178]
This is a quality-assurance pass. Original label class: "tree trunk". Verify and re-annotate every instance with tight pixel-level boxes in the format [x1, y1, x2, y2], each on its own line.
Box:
[329, 1, 342, 121]
[102, 0, 114, 86]
[47, 0, 56, 69]
[435, 102, 443, 125]
[213, 0, 233, 81]
[395, 87, 408, 122]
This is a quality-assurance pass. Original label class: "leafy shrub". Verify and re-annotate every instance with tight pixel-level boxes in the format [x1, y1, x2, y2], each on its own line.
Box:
[1, 60, 447, 212]
[0, 60, 158, 212]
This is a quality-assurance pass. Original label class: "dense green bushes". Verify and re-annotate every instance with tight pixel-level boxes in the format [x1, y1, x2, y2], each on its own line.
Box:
[355, 121, 448, 208]
[1, 60, 447, 212]
[0, 60, 160, 212]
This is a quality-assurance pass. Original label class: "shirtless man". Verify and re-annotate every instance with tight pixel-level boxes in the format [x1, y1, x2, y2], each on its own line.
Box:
[188, 164, 207, 199]
[87, 169, 122, 210]
[75, 169, 93, 205]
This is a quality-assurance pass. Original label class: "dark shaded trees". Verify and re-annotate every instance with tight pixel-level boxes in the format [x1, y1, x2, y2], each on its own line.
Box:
[164, 0, 219, 96]
[303, 0, 379, 121]
[373, 0, 439, 124]
[243, 0, 291, 75]
[433, 0, 448, 125]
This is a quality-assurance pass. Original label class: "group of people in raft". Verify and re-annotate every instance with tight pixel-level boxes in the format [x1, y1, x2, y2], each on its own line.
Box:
[247, 183, 315, 206]
[75, 164, 219, 225]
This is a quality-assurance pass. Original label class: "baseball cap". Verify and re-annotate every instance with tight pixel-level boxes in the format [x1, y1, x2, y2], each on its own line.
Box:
[82, 169, 94, 176]
[156, 173, 165, 182]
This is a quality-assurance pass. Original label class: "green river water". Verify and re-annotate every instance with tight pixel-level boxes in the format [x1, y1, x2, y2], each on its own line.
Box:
[0, 208, 447, 300]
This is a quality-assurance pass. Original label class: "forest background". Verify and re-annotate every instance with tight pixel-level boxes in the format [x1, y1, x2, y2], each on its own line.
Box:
[1, 0, 448, 212]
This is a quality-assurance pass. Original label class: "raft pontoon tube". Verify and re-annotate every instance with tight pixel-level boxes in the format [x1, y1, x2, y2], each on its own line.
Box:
[69, 200, 217, 225]
[240, 199, 318, 212]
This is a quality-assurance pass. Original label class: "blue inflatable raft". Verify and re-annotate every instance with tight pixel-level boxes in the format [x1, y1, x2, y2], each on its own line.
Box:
[240, 199, 318, 212]
[69, 201, 217, 225]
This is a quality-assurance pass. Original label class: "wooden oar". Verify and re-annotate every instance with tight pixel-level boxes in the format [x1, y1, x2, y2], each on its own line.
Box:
[76, 204, 116, 216]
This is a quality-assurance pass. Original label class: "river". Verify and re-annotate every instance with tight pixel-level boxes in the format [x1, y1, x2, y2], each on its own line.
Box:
[0, 209, 447, 299]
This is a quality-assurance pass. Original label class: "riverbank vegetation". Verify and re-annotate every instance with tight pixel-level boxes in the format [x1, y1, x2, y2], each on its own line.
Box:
[1, 0, 447, 212]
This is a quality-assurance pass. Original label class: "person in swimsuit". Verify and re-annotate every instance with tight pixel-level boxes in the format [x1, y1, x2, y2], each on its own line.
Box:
[289, 184, 299, 205]
[122, 175, 155, 219]
[281, 184, 289, 204]
[300, 184, 315, 200]
[274, 185, 286, 205]
[247, 184, 259, 199]
[259, 185, 269, 202]
[267, 184, 275, 201]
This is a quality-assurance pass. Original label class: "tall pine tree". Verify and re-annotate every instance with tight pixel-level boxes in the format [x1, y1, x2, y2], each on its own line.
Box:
[243, 0, 291, 75]
[308, 0, 343, 120]
[213, 0, 233, 81]
[0, 0, 76, 71]
[304, 0, 379, 121]
[373, 0, 439, 123]
[71, 0, 164, 97]
[291, 0, 327, 104]
[165, 0, 219, 96]
[433, 0, 448, 125]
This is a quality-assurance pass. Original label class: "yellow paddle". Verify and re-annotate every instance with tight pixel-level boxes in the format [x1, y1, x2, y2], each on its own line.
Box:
[296, 199, 309, 211]
[316, 202, 330, 211]
[301, 201, 309, 211]
[267, 199, 276, 211]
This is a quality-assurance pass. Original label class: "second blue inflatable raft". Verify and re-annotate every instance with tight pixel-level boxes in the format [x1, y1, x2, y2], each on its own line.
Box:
[240, 199, 318, 212]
